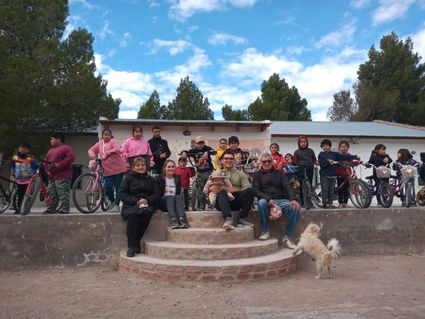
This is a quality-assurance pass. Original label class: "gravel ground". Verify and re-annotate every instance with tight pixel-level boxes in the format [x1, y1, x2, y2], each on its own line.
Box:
[1, 255, 424, 319]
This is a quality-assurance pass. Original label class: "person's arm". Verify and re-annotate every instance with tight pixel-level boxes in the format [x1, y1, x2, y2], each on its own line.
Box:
[238, 171, 252, 191]
[88, 142, 100, 159]
[119, 175, 139, 206]
[164, 140, 171, 159]
[146, 142, 154, 167]
[318, 152, 330, 169]
[311, 149, 317, 163]
[121, 139, 130, 162]
[337, 153, 359, 162]
[53, 146, 75, 172]
[293, 150, 299, 164]
[105, 139, 121, 158]
[252, 172, 271, 202]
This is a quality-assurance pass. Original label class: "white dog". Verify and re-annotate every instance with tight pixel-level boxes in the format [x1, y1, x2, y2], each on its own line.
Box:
[292, 223, 341, 279]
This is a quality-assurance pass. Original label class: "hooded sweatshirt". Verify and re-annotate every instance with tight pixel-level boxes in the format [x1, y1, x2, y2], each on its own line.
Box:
[293, 136, 316, 169]
[44, 144, 75, 180]
[121, 136, 154, 168]
[88, 139, 127, 176]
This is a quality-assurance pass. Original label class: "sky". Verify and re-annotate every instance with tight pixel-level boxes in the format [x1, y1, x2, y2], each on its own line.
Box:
[67, 0, 425, 121]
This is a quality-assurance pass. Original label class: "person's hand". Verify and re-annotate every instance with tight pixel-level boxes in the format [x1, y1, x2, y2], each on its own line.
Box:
[160, 152, 167, 159]
[383, 158, 389, 164]
[290, 200, 300, 212]
[202, 152, 209, 159]
[137, 198, 148, 205]
[268, 199, 276, 206]
[181, 152, 187, 158]
[277, 162, 283, 170]
[329, 159, 334, 164]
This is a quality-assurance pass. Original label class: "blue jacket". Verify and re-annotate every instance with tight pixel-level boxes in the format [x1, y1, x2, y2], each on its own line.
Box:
[318, 151, 358, 177]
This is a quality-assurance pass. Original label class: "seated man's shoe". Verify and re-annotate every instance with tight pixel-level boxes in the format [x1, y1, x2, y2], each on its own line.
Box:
[179, 217, 189, 229]
[239, 218, 254, 228]
[258, 231, 270, 241]
[283, 236, 296, 249]
[222, 217, 234, 230]
[126, 248, 136, 257]
[170, 218, 179, 229]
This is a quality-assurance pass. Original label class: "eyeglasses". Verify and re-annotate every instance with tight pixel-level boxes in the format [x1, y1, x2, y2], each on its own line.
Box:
[261, 160, 272, 164]
[223, 157, 234, 161]
[196, 142, 204, 145]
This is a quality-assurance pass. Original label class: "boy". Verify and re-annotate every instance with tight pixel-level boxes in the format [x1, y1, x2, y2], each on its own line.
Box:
[293, 136, 316, 206]
[44, 133, 75, 214]
[175, 157, 195, 210]
[318, 139, 359, 208]
[227, 136, 248, 166]
[11, 143, 38, 214]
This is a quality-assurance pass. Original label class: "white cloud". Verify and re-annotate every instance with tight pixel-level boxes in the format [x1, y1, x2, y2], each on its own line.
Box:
[208, 32, 247, 46]
[150, 39, 192, 55]
[315, 21, 356, 49]
[287, 46, 307, 56]
[169, 0, 258, 20]
[411, 25, 425, 59]
[372, 0, 415, 26]
[70, 0, 96, 10]
[100, 21, 114, 40]
[350, 0, 372, 9]
[119, 32, 132, 47]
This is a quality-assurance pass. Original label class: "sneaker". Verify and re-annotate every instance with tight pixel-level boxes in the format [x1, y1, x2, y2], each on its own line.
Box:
[328, 204, 337, 209]
[222, 217, 234, 230]
[57, 211, 70, 214]
[110, 205, 120, 213]
[179, 217, 188, 229]
[170, 218, 179, 229]
[322, 204, 328, 209]
[239, 218, 254, 228]
[283, 236, 296, 249]
[42, 210, 56, 214]
[258, 231, 270, 241]
[126, 248, 136, 257]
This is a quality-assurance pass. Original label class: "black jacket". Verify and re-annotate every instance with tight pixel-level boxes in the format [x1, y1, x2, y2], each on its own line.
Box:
[155, 175, 182, 197]
[119, 171, 160, 211]
[186, 145, 216, 173]
[252, 167, 297, 202]
[148, 136, 171, 172]
[368, 151, 393, 177]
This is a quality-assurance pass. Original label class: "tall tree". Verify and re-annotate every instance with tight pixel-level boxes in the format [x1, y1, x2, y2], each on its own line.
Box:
[327, 90, 357, 121]
[0, 0, 120, 155]
[247, 73, 311, 121]
[137, 90, 164, 119]
[354, 32, 425, 125]
[164, 76, 214, 120]
[221, 104, 250, 121]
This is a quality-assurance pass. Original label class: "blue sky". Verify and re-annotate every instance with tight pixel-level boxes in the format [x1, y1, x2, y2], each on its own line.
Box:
[67, 0, 425, 120]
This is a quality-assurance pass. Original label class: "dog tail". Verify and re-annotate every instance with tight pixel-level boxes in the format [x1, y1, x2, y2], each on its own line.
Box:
[327, 238, 341, 259]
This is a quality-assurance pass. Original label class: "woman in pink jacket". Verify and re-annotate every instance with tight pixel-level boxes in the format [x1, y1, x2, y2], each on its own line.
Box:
[121, 126, 154, 169]
[88, 129, 127, 212]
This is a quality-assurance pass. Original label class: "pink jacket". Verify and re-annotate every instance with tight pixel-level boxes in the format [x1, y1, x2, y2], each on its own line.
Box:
[121, 136, 154, 168]
[44, 144, 75, 180]
[88, 139, 127, 176]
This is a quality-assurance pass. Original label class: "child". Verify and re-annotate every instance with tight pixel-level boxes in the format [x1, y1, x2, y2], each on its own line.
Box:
[175, 157, 195, 210]
[214, 138, 227, 171]
[284, 153, 298, 183]
[121, 126, 154, 169]
[44, 133, 75, 214]
[293, 136, 317, 206]
[336, 141, 360, 208]
[270, 143, 287, 171]
[203, 171, 235, 206]
[318, 139, 359, 208]
[11, 143, 38, 214]
[392, 149, 418, 206]
[366, 144, 392, 206]
[227, 136, 248, 166]
[88, 128, 127, 212]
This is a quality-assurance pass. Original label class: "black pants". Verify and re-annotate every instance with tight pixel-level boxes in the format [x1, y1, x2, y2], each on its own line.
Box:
[215, 188, 255, 219]
[126, 210, 154, 249]
[182, 189, 189, 209]
[298, 167, 314, 206]
[16, 184, 27, 211]
[337, 176, 349, 204]
[159, 195, 186, 220]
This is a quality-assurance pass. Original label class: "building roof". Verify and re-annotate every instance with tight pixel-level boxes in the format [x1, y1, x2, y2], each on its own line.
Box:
[271, 121, 425, 138]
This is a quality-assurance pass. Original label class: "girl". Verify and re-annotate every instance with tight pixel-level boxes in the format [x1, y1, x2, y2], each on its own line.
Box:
[336, 141, 360, 208]
[214, 138, 227, 171]
[393, 149, 418, 206]
[88, 129, 127, 212]
[121, 126, 154, 169]
[270, 143, 287, 171]
[156, 159, 189, 229]
[119, 157, 160, 257]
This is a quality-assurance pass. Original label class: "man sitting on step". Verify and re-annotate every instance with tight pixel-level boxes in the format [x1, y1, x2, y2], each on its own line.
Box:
[215, 149, 255, 230]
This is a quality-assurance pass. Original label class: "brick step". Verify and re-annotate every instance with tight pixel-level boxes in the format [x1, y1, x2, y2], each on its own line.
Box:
[166, 227, 254, 244]
[119, 248, 299, 282]
[186, 211, 225, 228]
[145, 239, 278, 260]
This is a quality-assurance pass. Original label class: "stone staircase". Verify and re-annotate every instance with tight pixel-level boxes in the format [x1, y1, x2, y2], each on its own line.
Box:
[119, 211, 300, 282]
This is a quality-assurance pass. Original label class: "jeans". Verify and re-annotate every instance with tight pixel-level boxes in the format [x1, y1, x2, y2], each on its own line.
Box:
[321, 176, 336, 206]
[104, 173, 124, 206]
[47, 179, 71, 212]
[160, 195, 186, 220]
[215, 188, 255, 219]
[257, 198, 299, 238]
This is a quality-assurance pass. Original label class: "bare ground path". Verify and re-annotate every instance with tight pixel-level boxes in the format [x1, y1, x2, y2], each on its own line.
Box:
[1, 255, 424, 319]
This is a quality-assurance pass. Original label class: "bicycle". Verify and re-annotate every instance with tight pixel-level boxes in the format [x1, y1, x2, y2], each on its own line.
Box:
[235, 149, 259, 183]
[312, 162, 371, 209]
[0, 160, 18, 213]
[72, 159, 112, 214]
[295, 166, 317, 210]
[390, 162, 419, 208]
[20, 159, 54, 215]
[365, 164, 393, 208]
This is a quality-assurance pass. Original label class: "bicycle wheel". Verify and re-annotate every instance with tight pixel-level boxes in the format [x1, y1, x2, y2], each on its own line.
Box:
[358, 179, 372, 208]
[405, 182, 412, 208]
[20, 176, 40, 214]
[302, 180, 313, 210]
[190, 181, 198, 211]
[312, 183, 323, 208]
[350, 180, 370, 208]
[101, 195, 112, 211]
[378, 182, 393, 208]
[72, 173, 103, 214]
[0, 182, 17, 213]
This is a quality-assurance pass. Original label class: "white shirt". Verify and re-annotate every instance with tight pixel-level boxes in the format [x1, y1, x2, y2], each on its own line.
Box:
[164, 177, 176, 197]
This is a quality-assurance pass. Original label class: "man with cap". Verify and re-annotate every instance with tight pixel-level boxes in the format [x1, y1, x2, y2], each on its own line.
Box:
[181, 136, 216, 210]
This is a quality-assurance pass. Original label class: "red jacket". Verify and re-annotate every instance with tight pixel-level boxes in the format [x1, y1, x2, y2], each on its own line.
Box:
[272, 153, 287, 171]
[175, 167, 195, 189]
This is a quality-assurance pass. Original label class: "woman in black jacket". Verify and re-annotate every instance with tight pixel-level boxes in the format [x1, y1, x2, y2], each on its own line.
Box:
[119, 157, 160, 257]
[156, 159, 189, 229]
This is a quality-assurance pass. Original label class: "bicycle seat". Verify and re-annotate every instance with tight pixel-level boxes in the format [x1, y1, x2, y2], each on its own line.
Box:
[365, 175, 374, 180]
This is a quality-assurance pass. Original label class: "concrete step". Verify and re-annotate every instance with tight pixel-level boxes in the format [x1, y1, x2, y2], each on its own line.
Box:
[186, 211, 225, 228]
[119, 248, 299, 282]
[145, 239, 278, 260]
[166, 227, 254, 244]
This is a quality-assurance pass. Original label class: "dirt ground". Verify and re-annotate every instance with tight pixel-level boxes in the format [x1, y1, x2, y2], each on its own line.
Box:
[1, 255, 424, 319]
